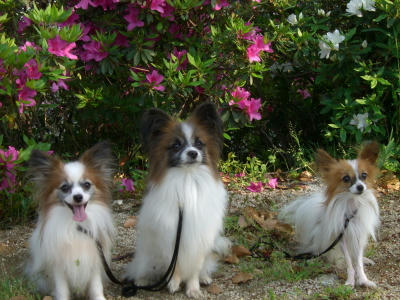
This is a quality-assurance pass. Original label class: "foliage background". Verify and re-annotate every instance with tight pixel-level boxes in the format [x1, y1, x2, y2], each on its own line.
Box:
[1, 0, 400, 223]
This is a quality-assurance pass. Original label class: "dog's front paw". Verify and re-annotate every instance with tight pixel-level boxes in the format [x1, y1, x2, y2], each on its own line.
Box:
[344, 278, 355, 287]
[91, 297, 106, 300]
[363, 257, 375, 266]
[168, 278, 181, 294]
[200, 275, 212, 286]
[186, 287, 203, 298]
[358, 279, 377, 288]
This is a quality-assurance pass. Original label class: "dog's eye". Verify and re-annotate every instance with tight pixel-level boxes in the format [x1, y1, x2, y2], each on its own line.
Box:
[360, 172, 367, 180]
[171, 140, 182, 151]
[60, 184, 71, 193]
[82, 181, 91, 190]
[194, 138, 204, 148]
[342, 175, 351, 183]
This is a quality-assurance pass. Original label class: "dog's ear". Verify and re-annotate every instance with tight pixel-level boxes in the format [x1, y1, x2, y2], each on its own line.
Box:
[140, 108, 172, 152]
[359, 141, 379, 165]
[28, 150, 62, 184]
[80, 141, 115, 183]
[191, 102, 223, 148]
[315, 149, 336, 174]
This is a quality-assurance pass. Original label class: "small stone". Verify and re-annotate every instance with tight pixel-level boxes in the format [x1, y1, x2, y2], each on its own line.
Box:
[113, 200, 123, 205]
[207, 283, 223, 294]
[238, 215, 248, 228]
[317, 274, 338, 286]
[123, 216, 137, 228]
[232, 272, 253, 284]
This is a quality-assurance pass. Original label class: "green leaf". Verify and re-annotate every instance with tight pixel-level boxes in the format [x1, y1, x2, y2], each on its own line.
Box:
[187, 53, 196, 67]
[223, 133, 231, 140]
[340, 128, 347, 143]
[328, 123, 340, 128]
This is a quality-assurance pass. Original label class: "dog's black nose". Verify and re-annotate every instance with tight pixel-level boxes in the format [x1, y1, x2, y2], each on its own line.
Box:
[356, 184, 364, 193]
[73, 194, 83, 203]
[187, 150, 198, 160]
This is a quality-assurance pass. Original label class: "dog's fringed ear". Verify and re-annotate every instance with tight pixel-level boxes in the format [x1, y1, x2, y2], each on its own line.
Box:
[359, 141, 379, 165]
[191, 102, 223, 147]
[315, 149, 336, 174]
[140, 108, 172, 152]
[80, 141, 115, 183]
[28, 150, 62, 184]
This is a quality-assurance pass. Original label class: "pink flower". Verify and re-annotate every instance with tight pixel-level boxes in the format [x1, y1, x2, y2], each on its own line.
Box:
[17, 16, 32, 33]
[247, 44, 261, 62]
[150, 0, 166, 13]
[0, 146, 18, 164]
[146, 70, 165, 91]
[297, 89, 311, 99]
[0, 170, 16, 192]
[253, 35, 273, 53]
[170, 48, 188, 71]
[160, 2, 175, 20]
[267, 178, 278, 189]
[0, 102, 2, 108]
[114, 32, 130, 47]
[124, 6, 144, 31]
[94, 0, 119, 10]
[80, 40, 108, 62]
[234, 172, 245, 178]
[48, 36, 78, 60]
[231, 87, 250, 102]
[19, 41, 41, 52]
[75, 0, 96, 10]
[245, 98, 262, 121]
[213, 0, 229, 10]
[121, 178, 135, 192]
[24, 59, 41, 80]
[51, 79, 69, 92]
[0, 146, 19, 192]
[247, 181, 263, 192]
[17, 86, 36, 114]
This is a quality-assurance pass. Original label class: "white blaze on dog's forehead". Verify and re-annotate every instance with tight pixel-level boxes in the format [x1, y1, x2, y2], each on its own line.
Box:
[181, 122, 194, 144]
[64, 162, 85, 182]
[348, 159, 358, 175]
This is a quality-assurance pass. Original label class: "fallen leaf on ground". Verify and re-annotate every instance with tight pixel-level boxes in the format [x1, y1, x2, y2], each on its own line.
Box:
[123, 216, 137, 228]
[238, 215, 248, 228]
[377, 171, 400, 190]
[224, 254, 240, 264]
[232, 245, 251, 257]
[232, 272, 253, 284]
[299, 170, 313, 182]
[207, 283, 223, 294]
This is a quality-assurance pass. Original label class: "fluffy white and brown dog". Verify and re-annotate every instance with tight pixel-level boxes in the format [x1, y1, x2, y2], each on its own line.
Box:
[280, 142, 380, 287]
[26, 142, 115, 300]
[124, 103, 230, 298]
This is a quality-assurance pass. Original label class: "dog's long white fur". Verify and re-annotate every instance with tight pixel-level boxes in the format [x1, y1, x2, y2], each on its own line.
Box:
[280, 186, 379, 287]
[26, 202, 115, 300]
[125, 165, 230, 297]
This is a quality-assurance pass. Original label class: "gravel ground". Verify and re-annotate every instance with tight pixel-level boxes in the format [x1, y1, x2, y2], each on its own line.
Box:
[1, 180, 399, 299]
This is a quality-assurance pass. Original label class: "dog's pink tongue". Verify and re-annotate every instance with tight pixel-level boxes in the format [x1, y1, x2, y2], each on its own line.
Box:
[72, 205, 87, 222]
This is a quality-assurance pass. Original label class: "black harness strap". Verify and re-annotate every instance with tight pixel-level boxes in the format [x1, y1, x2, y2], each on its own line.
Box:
[250, 209, 357, 260]
[77, 207, 183, 297]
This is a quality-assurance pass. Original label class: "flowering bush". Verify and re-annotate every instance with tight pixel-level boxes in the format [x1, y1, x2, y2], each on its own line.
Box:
[1, 0, 400, 222]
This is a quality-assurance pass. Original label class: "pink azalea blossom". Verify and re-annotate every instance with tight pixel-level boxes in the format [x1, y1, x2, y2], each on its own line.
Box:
[48, 35, 78, 60]
[75, 0, 96, 10]
[150, 0, 166, 13]
[114, 32, 130, 47]
[234, 172, 245, 177]
[124, 6, 144, 31]
[121, 178, 135, 192]
[19, 41, 41, 52]
[247, 181, 263, 192]
[253, 35, 273, 53]
[229, 87, 251, 109]
[213, 0, 229, 10]
[17, 86, 36, 114]
[297, 89, 311, 99]
[94, 0, 119, 10]
[247, 44, 261, 62]
[80, 40, 108, 62]
[170, 48, 188, 71]
[51, 79, 69, 92]
[17, 16, 32, 33]
[0, 102, 2, 108]
[267, 178, 278, 189]
[245, 98, 262, 121]
[0, 146, 18, 164]
[24, 59, 41, 80]
[0, 146, 19, 193]
[146, 70, 165, 91]
[160, 2, 175, 20]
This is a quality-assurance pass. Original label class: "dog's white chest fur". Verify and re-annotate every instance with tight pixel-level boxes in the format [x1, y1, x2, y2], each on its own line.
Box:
[126, 165, 228, 286]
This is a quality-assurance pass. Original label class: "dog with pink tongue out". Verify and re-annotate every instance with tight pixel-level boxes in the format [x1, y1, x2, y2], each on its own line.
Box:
[26, 142, 115, 300]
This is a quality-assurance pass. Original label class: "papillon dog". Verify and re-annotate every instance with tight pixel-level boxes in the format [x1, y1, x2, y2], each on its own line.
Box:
[280, 142, 380, 288]
[26, 142, 115, 300]
[124, 103, 230, 298]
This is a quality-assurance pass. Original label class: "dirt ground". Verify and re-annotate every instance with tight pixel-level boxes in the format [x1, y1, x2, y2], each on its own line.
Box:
[1, 181, 399, 299]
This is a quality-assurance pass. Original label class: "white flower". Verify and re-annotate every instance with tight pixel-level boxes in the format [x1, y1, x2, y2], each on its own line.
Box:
[350, 112, 369, 132]
[346, 0, 363, 17]
[318, 9, 325, 16]
[346, 0, 375, 17]
[326, 11, 331, 16]
[319, 29, 345, 59]
[299, 12, 304, 20]
[287, 14, 298, 25]
[362, 40, 368, 48]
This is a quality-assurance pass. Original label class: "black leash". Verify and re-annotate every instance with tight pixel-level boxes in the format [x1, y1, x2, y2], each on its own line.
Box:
[77, 207, 183, 297]
[250, 209, 357, 260]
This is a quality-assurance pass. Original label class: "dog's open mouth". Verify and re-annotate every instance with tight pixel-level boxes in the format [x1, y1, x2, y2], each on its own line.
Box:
[66, 202, 88, 222]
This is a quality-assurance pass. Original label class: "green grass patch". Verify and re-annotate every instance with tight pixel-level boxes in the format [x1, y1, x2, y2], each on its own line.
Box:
[309, 285, 354, 300]
[0, 276, 40, 300]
